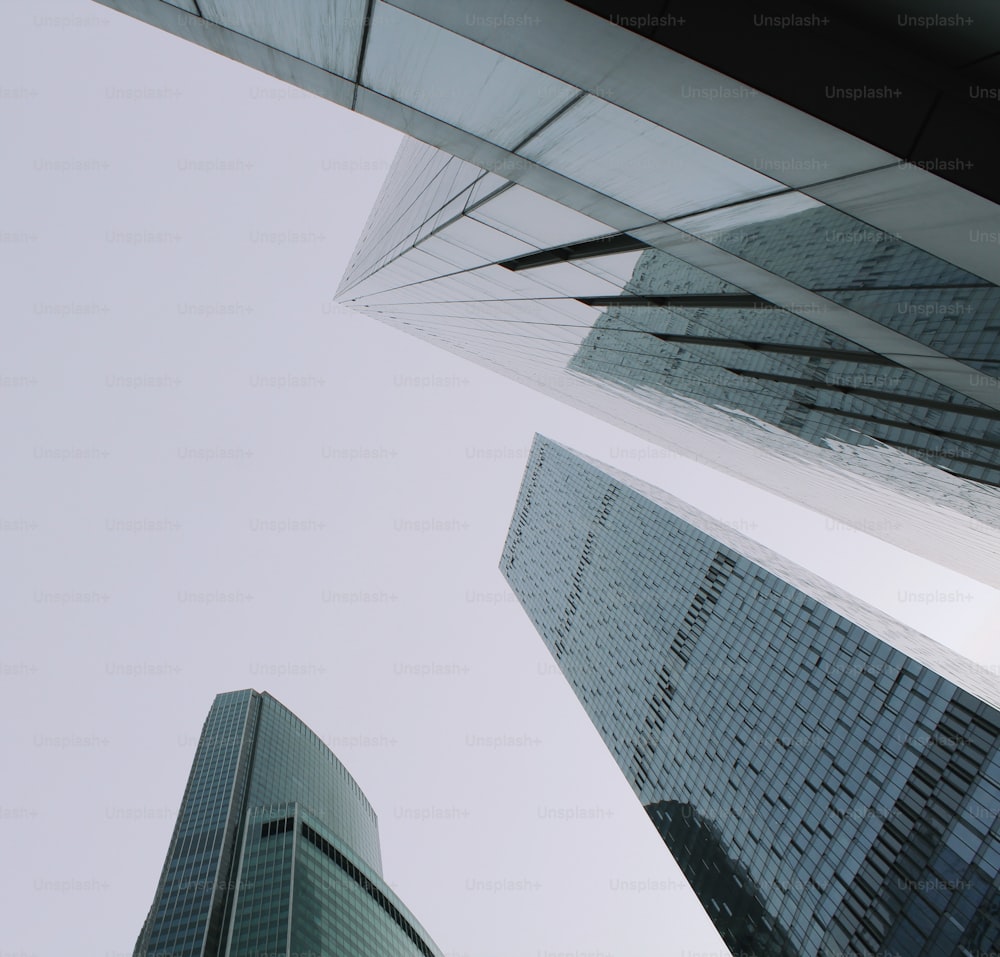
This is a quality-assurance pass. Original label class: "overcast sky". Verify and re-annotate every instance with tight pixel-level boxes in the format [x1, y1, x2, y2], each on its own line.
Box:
[3, 4, 1000, 957]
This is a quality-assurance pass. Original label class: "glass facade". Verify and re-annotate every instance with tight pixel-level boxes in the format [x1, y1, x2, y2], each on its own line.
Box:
[566, 0, 1000, 206]
[567, 236, 1000, 487]
[96, 0, 999, 284]
[501, 435, 1000, 957]
[95, 0, 1000, 580]
[337, 137, 1000, 586]
[133, 690, 442, 957]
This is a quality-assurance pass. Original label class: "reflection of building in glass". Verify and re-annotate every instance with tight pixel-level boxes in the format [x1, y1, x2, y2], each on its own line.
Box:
[95, 0, 1000, 579]
[567, 226, 1000, 487]
[502, 435, 1000, 957]
[133, 689, 442, 957]
[646, 800, 796, 957]
[337, 139, 1000, 585]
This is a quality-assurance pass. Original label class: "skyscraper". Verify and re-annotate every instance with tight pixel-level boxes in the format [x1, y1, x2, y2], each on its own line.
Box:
[133, 689, 443, 957]
[92, 0, 1000, 581]
[91, 0, 1000, 271]
[337, 135, 1000, 585]
[502, 435, 1000, 956]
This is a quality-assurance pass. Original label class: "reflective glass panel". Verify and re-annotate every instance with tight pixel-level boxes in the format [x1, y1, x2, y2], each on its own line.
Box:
[199, 0, 367, 78]
[469, 185, 611, 248]
[519, 95, 783, 219]
[362, 2, 579, 149]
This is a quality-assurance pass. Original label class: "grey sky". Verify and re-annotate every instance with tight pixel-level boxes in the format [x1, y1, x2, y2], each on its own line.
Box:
[2, 3, 999, 957]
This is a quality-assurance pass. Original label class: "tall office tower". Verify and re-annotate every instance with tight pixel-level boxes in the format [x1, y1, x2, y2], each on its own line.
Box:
[337, 136, 1000, 585]
[93, 0, 1000, 582]
[133, 689, 442, 957]
[502, 435, 1000, 957]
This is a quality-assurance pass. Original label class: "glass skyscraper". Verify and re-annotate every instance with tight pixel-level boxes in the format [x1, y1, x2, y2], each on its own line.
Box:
[502, 435, 1000, 956]
[93, 0, 1000, 582]
[92, 0, 999, 256]
[333, 134, 1000, 588]
[133, 689, 443, 957]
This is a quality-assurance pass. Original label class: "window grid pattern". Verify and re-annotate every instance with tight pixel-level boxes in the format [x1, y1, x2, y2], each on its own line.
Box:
[295, 820, 437, 957]
[501, 437, 1000, 957]
[226, 806, 296, 957]
[673, 202, 1000, 374]
[137, 689, 257, 957]
[246, 695, 381, 874]
[133, 692, 435, 957]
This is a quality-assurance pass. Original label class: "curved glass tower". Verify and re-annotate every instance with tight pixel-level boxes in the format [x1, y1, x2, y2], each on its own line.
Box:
[133, 689, 442, 957]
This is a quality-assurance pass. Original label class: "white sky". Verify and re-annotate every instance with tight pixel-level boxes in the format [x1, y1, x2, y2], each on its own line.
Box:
[2, 3, 999, 957]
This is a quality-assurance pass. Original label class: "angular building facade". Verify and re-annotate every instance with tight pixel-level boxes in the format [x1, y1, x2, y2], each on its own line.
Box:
[133, 689, 442, 957]
[337, 135, 1000, 585]
[502, 436, 1000, 956]
[92, 0, 1000, 276]
[93, 0, 1000, 583]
